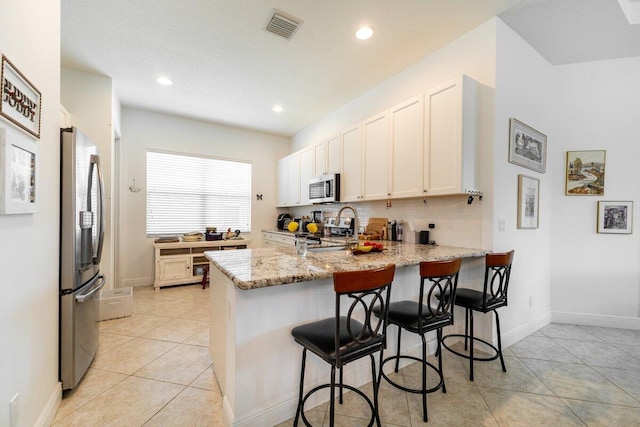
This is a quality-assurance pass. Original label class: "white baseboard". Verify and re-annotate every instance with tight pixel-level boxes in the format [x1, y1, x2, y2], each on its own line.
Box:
[34, 382, 61, 427]
[121, 277, 153, 287]
[551, 311, 640, 330]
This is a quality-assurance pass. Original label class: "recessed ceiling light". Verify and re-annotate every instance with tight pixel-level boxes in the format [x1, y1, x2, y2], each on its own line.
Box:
[355, 26, 374, 40]
[157, 76, 173, 86]
[272, 105, 284, 112]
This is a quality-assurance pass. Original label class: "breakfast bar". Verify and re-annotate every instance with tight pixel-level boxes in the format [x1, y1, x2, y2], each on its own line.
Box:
[206, 242, 489, 426]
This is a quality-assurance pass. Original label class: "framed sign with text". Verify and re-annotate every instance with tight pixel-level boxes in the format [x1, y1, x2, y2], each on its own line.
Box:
[1, 55, 41, 139]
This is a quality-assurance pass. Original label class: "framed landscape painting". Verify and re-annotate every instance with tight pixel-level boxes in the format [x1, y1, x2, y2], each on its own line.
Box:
[509, 118, 547, 174]
[597, 201, 632, 234]
[565, 150, 605, 195]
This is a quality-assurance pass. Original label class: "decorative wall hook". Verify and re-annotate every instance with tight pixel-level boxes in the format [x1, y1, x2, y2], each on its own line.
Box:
[256, 193, 263, 201]
[128, 179, 141, 193]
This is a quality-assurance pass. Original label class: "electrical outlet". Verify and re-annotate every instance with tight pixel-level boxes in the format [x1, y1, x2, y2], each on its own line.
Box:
[10, 393, 19, 427]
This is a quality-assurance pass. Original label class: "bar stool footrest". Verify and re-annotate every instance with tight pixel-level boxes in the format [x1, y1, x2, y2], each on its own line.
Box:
[380, 355, 444, 394]
[298, 383, 376, 427]
[441, 333, 501, 362]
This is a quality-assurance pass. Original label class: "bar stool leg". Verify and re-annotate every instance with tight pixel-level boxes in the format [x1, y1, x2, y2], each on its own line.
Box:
[421, 333, 428, 422]
[371, 354, 382, 427]
[495, 310, 507, 372]
[437, 328, 446, 393]
[469, 310, 474, 381]
[464, 308, 470, 350]
[294, 349, 307, 426]
[394, 327, 402, 372]
[330, 365, 336, 426]
[339, 367, 344, 404]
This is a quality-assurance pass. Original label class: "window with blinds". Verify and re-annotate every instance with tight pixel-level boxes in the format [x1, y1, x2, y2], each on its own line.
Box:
[146, 151, 252, 236]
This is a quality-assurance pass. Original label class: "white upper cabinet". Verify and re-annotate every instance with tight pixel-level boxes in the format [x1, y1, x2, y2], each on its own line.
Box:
[279, 75, 480, 206]
[389, 95, 424, 198]
[276, 156, 289, 207]
[313, 135, 340, 176]
[299, 146, 314, 205]
[276, 152, 301, 207]
[424, 75, 477, 196]
[313, 140, 326, 176]
[361, 111, 390, 200]
[288, 152, 301, 205]
[326, 135, 341, 174]
[340, 123, 363, 202]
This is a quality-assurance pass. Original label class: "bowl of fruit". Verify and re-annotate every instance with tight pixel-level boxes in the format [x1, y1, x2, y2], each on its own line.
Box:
[351, 241, 385, 255]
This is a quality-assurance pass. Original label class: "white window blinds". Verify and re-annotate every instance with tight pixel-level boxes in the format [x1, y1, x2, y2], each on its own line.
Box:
[146, 151, 252, 236]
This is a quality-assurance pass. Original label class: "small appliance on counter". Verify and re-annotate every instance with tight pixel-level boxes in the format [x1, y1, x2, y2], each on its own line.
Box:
[277, 213, 292, 230]
[323, 217, 355, 237]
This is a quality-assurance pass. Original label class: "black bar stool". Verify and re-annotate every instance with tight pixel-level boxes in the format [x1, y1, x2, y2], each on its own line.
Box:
[291, 264, 396, 427]
[441, 251, 514, 381]
[374, 258, 461, 423]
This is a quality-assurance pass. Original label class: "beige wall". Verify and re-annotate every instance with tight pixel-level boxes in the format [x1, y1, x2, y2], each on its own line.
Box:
[118, 108, 290, 287]
[0, 0, 62, 425]
[61, 68, 119, 290]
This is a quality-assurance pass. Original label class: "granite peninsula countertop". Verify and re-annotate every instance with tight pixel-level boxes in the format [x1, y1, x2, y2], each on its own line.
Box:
[205, 241, 488, 290]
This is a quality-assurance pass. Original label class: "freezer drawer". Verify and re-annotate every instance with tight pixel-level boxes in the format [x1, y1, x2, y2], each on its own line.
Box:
[60, 274, 105, 390]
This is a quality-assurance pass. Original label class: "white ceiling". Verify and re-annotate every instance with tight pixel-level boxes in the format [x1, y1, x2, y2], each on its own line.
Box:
[61, 0, 640, 137]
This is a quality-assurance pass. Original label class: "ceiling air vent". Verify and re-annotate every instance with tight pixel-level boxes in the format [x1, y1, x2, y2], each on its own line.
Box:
[265, 9, 302, 39]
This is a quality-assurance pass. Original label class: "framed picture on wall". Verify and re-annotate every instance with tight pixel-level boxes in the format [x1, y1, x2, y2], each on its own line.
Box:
[565, 150, 606, 195]
[597, 201, 632, 234]
[0, 126, 38, 214]
[517, 174, 539, 229]
[508, 118, 547, 174]
[0, 55, 42, 139]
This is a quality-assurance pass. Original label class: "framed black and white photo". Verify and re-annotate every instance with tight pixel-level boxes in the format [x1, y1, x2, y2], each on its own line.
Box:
[517, 174, 539, 229]
[597, 201, 632, 234]
[0, 126, 38, 214]
[509, 118, 546, 174]
[1, 54, 42, 139]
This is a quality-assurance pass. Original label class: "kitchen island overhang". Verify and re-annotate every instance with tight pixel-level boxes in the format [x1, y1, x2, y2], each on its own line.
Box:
[206, 243, 488, 427]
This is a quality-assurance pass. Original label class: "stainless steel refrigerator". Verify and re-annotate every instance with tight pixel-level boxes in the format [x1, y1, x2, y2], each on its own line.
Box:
[59, 127, 106, 390]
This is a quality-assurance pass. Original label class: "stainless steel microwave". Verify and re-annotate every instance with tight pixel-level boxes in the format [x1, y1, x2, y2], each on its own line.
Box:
[309, 173, 340, 203]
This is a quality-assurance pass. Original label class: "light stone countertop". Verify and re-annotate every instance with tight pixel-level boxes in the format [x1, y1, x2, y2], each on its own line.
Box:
[205, 241, 488, 290]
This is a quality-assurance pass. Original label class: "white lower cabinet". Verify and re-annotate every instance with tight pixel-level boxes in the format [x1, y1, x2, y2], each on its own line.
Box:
[154, 240, 250, 289]
[262, 231, 296, 247]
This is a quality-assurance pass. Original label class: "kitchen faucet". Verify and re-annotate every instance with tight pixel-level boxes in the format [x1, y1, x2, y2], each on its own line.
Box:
[335, 205, 359, 246]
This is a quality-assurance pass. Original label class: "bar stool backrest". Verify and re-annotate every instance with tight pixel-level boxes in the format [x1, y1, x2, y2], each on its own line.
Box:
[418, 258, 462, 332]
[482, 251, 515, 310]
[332, 264, 396, 365]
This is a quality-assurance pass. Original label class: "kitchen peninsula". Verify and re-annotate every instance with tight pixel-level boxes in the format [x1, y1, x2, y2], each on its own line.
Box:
[206, 241, 488, 426]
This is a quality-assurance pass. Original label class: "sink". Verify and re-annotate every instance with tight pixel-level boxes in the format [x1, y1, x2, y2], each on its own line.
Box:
[307, 245, 349, 252]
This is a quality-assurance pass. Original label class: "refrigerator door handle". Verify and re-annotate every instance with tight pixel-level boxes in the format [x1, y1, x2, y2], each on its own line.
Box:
[89, 154, 105, 265]
[76, 274, 106, 303]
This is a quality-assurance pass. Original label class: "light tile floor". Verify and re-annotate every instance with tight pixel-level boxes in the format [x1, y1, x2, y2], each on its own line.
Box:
[52, 285, 640, 426]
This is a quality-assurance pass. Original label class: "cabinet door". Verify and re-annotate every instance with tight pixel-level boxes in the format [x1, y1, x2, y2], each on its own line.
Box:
[362, 111, 389, 200]
[299, 147, 314, 205]
[326, 135, 341, 174]
[313, 141, 327, 176]
[340, 124, 363, 202]
[288, 152, 301, 205]
[390, 95, 424, 198]
[424, 77, 463, 195]
[276, 157, 289, 207]
[158, 256, 191, 282]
